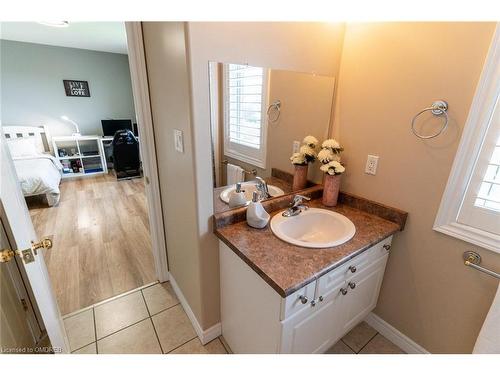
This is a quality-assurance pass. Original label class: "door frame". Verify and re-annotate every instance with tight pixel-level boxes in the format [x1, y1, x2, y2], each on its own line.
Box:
[125, 22, 169, 282]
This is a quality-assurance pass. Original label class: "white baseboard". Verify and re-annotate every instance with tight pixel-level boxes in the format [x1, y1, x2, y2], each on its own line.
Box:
[364, 312, 430, 354]
[168, 273, 222, 345]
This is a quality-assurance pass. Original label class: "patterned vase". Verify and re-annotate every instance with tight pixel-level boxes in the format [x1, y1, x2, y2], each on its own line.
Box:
[322, 173, 341, 206]
[292, 164, 308, 191]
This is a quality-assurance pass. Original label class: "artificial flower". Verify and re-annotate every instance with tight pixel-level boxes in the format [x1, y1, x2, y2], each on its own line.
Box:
[318, 148, 334, 163]
[321, 160, 345, 175]
[290, 152, 306, 165]
[303, 135, 319, 148]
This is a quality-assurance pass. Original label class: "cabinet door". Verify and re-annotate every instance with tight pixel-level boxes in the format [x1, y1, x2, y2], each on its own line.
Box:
[280, 280, 346, 354]
[342, 254, 388, 333]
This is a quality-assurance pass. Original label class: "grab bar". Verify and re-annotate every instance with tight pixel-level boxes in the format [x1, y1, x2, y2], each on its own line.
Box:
[221, 159, 257, 176]
[463, 251, 500, 280]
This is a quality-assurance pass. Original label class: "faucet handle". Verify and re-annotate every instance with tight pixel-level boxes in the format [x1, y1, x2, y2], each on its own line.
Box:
[291, 194, 311, 206]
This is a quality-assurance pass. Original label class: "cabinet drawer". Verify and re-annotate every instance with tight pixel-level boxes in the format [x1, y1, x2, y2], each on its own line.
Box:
[280, 281, 316, 320]
[317, 236, 392, 297]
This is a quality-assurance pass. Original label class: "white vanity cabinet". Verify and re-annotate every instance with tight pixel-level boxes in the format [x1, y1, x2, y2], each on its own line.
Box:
[219, 236, 392, 354]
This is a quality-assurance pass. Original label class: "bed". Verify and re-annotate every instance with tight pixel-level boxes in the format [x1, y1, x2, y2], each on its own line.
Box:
[2, 125, 63, 206]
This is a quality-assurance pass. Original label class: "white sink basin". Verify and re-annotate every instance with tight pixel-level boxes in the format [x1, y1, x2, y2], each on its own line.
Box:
[270, 208, 356, 248]
[220, 182, 285, 204]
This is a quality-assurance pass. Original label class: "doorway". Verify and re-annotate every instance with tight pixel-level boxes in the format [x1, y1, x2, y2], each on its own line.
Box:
[0, 22, 166, 318]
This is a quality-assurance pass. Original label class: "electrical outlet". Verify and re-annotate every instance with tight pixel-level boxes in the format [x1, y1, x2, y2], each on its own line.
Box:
[365, 155, 379, 175]
[174, 129, 184, 153]
[292, 141, 300, 154]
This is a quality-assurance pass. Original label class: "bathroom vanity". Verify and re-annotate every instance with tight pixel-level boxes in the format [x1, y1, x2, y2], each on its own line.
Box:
[214, 192, 406, 353]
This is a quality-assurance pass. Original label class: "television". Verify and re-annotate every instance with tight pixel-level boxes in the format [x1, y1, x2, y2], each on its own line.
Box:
[101, 119, 133, 137]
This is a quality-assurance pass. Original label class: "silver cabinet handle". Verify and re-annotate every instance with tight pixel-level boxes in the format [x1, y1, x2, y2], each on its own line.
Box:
[349, 265, 357, 273]
[318, 296, 324, 302]
[298, 295, 308, 304]
[340, 288, 348, 295]
[348, 282, 356, 290]
[383, 244, 391, 251]
[311, 300, 316, 307]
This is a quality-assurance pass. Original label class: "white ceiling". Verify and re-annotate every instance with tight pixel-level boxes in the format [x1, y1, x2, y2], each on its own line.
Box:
[0, 22, 128, 54]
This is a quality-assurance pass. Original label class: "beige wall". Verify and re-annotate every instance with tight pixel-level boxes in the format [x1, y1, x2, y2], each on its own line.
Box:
[187, 22, 346, 328]
[267, 70, 334, 184]
[142, 23, 204, 323]
[335, 22, 498, 353]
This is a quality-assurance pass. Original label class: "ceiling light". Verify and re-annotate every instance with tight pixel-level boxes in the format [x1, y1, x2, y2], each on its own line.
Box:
[37, 21, 70, 28]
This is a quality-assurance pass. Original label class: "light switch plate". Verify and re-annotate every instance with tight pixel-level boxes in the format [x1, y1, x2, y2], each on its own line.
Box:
[292, 141, 300, 154]
[365, 155, 379, 175]
[174, 129, 184, 153]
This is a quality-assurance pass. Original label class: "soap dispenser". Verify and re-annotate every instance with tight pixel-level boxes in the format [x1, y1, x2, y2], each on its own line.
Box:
[246, 191, 270, 229]
[228, 182, 247, 208]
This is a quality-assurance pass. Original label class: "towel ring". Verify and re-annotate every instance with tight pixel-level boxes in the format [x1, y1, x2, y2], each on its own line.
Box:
[411, 100, 449, 139]
[267, 100, 281, 123]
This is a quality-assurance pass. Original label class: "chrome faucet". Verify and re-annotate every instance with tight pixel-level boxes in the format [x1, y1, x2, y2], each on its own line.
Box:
[254, 176, 271, 200]
[282, 194, 311, 217]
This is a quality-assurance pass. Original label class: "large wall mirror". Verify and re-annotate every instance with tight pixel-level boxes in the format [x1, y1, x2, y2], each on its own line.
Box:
[209, 61, 335, 213]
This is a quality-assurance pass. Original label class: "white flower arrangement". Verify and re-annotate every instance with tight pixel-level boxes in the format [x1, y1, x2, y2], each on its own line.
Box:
[319, 138, 345, 174]
[290, 135, 318, 165]
[320, 160, 345, 175]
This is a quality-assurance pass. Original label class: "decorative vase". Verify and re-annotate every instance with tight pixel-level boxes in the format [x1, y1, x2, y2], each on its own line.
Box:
[322, 173, 341, 206]
[292, 164, 308, 191]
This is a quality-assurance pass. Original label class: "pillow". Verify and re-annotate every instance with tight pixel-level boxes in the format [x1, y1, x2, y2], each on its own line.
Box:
[6, 137, 40, 158]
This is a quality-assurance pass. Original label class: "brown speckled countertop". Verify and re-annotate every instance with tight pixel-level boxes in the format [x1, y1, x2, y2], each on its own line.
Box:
[214, 198, 404, 298]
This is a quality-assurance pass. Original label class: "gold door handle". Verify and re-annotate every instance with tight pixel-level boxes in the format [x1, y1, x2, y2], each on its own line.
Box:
[0, 237, 53, 264]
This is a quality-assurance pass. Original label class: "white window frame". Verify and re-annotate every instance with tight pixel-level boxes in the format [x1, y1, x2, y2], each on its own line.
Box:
[222, 64, 269, 169]
[434, 25, 500, 253]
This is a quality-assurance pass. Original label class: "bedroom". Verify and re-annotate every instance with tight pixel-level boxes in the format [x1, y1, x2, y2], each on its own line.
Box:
[0, 22, 160, 317]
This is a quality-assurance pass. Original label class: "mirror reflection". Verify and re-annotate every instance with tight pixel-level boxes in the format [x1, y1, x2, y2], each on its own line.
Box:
[209, 61, 335, 213]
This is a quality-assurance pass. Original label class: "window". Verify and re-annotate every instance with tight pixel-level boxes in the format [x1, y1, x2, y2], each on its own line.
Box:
[434, 29, 500, 253]
[223, 63, 268, 168]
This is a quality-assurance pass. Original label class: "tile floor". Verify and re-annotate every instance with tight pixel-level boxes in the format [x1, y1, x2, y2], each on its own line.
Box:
[64, 281, 403, 354]
[64, 282, 227, 354]
[326, 321, 405, 354]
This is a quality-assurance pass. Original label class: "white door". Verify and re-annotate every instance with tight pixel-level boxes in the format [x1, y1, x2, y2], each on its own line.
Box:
[0, 136, 69, 353]
[342, 255, 389, 333]
[280, 279, 346, 354]
[1, 220, 45, 349]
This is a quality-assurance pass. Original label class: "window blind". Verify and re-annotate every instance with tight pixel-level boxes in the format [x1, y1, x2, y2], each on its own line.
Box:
[226, 64, 264, 150]
[475, 135, 500, 211]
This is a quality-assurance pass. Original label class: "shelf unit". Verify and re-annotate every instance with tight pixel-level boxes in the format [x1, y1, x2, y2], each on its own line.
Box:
[52, 135, 107, 179]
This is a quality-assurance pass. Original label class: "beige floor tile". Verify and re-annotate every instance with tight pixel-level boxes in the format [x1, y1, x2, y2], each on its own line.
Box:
[359, 334, 405, 354]
[94, 291, 149, 339]
[341, 321, 378, 353]
[97, 319, 162, 354]
[325, 340, 355, 354]
[142, 282, 179, 315]
[170, 338, 227, 354]
[64, 308, 95, 351]
[73, 342, 97, 354]
[152, 305, 197, 353]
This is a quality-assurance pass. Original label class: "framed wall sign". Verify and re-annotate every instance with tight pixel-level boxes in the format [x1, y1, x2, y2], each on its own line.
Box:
[63, 80, 90, 97]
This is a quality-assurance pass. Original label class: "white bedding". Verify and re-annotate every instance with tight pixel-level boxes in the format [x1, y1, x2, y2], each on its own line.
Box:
[13, 154, 63, 206]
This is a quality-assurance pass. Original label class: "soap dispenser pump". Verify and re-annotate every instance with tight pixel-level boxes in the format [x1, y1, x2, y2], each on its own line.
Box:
[246, 191, 270, 229]
[228, 182, 247, 208]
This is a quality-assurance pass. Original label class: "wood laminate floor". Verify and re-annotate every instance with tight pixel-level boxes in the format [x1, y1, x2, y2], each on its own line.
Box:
[27, 174, 156, 315]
